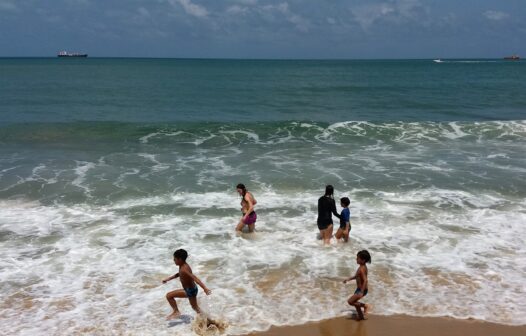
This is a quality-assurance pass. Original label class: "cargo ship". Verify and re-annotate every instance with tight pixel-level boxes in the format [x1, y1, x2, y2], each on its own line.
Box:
[503, 55, 520, 60]
[57, 51, 88, 58]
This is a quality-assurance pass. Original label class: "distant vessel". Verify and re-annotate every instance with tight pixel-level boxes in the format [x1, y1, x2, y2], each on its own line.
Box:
[503, 55, 520, 60]
[433, 59, 444, 63]
[57, 51, 88, 58]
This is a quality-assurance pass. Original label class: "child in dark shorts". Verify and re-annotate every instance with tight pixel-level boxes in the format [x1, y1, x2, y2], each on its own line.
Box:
[335, 197, 351, 242]
[162, 249, 212, 320]
[343, 250, 371, 320]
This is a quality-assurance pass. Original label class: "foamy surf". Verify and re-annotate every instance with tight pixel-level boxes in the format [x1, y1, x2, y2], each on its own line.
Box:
[1, 120, 526, 335]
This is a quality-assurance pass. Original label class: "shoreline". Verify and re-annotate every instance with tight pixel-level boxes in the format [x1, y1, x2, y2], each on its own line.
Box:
[245, 314, 526, 336]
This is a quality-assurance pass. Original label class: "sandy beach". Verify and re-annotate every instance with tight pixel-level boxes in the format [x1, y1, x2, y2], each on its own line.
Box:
[246, 314, 526, 336]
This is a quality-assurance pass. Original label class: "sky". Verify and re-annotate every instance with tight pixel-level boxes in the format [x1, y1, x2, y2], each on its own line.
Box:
[0, 0, 525, 59]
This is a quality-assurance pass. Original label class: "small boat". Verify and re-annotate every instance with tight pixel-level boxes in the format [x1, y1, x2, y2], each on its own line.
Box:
[57, 51, 88, 58]
[433, 59, 444, 63]
[503, 55, 520, 60]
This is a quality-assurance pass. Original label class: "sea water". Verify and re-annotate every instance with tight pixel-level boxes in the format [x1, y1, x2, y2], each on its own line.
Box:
[0, 58, 525, 335]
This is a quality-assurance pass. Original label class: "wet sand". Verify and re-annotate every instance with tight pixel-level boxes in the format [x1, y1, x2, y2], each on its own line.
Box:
[246, 314, 526, 336]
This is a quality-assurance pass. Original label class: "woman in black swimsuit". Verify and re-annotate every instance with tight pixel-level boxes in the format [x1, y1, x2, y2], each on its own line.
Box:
[317, 185, 341, 245]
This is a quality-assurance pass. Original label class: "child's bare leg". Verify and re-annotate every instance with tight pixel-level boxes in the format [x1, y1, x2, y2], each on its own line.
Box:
[347, 294, 365, 320]
[335, 228, 343, 240]
[188, 296, 201, 314]
[247, 223, 255, 233]
[354, 302, 365, 320]
[343, 223, 350, 242]
[166, 289, 186, 319]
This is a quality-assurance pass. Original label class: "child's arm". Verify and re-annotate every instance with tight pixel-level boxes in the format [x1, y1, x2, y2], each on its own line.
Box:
[343, 275, 356, 284]
[162, 273, 179, 284]
[183, 270, 212, 295]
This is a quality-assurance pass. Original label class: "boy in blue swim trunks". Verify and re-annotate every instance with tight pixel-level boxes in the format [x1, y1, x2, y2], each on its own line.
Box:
[343, 250, 371, 320]
[335, 197, 351, 242]
[162, 249, 212, 320]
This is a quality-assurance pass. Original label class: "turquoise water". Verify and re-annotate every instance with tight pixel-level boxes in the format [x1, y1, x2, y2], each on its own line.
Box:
[1, 58, 525, 123]
[1, 59, 525, 335]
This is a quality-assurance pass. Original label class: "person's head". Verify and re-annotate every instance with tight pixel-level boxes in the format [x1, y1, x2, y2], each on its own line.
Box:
[340, 197, 350, 207]
[324, 185, 334, 197]
[173, 249, 188, 266]
[236, 183, 246, 197]
[356, 250, 371, 265]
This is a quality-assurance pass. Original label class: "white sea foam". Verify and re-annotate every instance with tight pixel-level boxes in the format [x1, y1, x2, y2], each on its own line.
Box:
[138, 153, 171, 172]
[1, 120, 526, 335]
[220, 130, 260, 143]
[72, 161, 96, 195]
[1, 186, 525, 335]
[140, 131, 186, 144]
[139, 132, 162, 144]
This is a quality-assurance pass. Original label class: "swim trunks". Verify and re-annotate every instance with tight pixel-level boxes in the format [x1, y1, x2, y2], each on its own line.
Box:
[243, 211, 257, 225]
[354, 288, 368, 296]
[184, 286, 198, 298]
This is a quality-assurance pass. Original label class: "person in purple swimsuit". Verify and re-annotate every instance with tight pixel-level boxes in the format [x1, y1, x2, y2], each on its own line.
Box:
[235, 183, 257, 233]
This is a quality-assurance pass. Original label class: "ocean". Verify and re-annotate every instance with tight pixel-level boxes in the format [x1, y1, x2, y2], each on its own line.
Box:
[1, 58, 525, 335]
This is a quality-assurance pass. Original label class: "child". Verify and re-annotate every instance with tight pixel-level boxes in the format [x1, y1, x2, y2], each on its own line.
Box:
[335, 197, 351, 242]
[162, 249, 212, 320]
[343, 250, 371, 320]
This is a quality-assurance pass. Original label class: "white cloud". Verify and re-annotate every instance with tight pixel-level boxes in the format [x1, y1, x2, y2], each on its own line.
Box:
[226, 5, 248, 15]
[137, 7, 150, 18]
[231, 0, 257, 4]
[261, 2, 310, 32]
[167, 0, 208, 18]
[352, 4, 394, 30]
[0, 1, 16, 11]
[351, 0, 426, 31]
[483, 10, 509, 21]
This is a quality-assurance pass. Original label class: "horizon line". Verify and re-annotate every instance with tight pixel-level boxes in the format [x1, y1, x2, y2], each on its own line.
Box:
[0, 56, 518, 61]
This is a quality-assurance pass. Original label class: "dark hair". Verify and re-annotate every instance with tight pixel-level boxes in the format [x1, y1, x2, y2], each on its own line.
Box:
[340, 197, 350, 207]
[173, 249, 188, 261]
[357, 250, 371, 263]
[324, 185, 334, 198]
[236, 183, 247, 196]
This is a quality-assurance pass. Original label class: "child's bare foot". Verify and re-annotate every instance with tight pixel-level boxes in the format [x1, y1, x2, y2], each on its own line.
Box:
[351, 314, 364, 321]
[166, 311, 181, 320]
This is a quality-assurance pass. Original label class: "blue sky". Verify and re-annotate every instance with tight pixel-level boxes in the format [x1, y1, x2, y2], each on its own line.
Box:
[0, 0, 524, 58]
